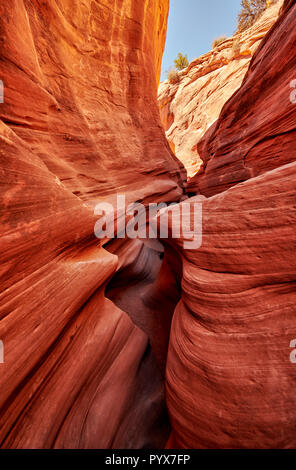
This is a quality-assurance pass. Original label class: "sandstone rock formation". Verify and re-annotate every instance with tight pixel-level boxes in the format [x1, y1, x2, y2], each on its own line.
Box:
[158, 1, 283, 177]
[0, 0, 184, 449]
[163, 0, 296, 448]
[189, 0, 295, 196]
[0, 0, 295, 451]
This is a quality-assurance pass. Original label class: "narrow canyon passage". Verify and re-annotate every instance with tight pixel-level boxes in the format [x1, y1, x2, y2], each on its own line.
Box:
[103, 236, 183, 447]
[0, 0, 296, 451]
[106, 238, 182, 372]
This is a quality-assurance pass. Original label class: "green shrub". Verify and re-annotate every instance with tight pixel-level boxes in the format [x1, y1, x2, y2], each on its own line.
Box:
[236, 0, 273, 33]
[212, 35, 227, 49]
[174, 53, 189, 71]
[166, 68, 180, 84]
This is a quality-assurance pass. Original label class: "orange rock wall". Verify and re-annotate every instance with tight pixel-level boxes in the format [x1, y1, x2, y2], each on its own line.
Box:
[0, 0, 183, 201]
[1, 0, 295, 451]
[0, 0, 184, 449]
[189, 0, 295, 196]
[164, 0, 296, 448]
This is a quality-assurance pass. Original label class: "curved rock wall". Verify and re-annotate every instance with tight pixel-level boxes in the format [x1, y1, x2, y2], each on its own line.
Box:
[1, 0, 295, 451]
[0, 0, 184, 201]
[189, 0, 295, 196]
[0, 0, 184, 449]
[165, 0, 296, 448]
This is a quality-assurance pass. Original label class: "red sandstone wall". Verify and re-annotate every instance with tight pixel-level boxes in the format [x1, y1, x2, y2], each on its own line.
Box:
[165, 0, 296, 448]
[188, 0, 295, 196]
[1, 0, 295, 451]
[0, 0, 183, 449]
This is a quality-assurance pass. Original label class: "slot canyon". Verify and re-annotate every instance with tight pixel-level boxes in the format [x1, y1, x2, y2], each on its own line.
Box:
[0, 0, 295, 450]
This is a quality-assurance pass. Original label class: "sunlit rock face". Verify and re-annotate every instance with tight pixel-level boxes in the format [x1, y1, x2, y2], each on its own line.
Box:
[0, 0, 184, 201]
[188, 0, 295, 197]
[0, 0, 185, 449]
[165, 0, 296, 449]
[158, 1, 282, 177]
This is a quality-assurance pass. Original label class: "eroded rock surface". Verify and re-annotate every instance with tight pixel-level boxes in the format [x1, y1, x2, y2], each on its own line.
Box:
[1, 0, 295, 451]
[164, 0, 296, 448]
[158, 1, 282, 177]
[0, 0, 184, 449]
[189, 0, 295, 196]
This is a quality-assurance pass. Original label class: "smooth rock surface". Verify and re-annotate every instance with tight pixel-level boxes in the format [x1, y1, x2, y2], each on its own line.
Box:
[0, 0, 184, 449]
[164, 0, 296, 448]
[165, 161, 296, 448]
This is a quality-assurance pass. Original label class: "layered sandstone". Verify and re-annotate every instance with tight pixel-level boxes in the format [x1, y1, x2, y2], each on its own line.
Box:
[164, 0, 296, 448]
[189, 0, 295, 196]
[1, 0, 295, 451]
[0, 0, 184, 449]
[158, 1, 283, 177]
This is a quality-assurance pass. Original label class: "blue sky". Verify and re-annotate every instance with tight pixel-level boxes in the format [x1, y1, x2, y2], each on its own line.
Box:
[161, 0, 243, 81]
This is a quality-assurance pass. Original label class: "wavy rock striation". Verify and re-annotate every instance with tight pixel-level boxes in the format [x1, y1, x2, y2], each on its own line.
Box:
[188, 0, 295, 196]
[0, 0, 184, 449]
[164, 0, 296, 448]
[1, 0, 295, 451]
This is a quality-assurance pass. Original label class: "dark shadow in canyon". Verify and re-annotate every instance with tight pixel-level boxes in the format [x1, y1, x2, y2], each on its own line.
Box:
[105, 237, 182, 374]
[102, 236, 183, 447]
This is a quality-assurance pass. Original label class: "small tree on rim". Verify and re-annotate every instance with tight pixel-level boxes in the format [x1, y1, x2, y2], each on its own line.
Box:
[174, 53, 189, 71]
